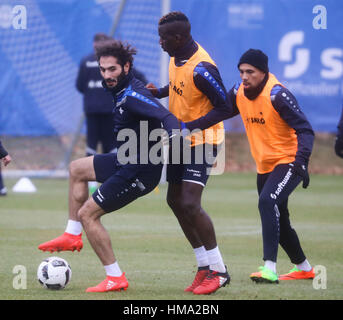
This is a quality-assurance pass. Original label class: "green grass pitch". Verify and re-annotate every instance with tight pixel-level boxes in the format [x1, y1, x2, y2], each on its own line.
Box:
[0, 173, 342, 300]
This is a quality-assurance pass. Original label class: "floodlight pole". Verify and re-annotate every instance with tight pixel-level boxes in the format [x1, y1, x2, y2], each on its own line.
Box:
[109, 0, 127, 37]
[160, 0, 170, 94]
[160, 0, 171, 184]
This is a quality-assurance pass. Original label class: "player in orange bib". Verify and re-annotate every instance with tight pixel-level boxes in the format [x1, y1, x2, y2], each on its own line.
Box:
[227, 49, 316, 283]
[147, 11, 231, 294]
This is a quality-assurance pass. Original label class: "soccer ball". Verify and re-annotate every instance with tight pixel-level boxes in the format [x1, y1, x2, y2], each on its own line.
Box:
[37, 256, 72, 290]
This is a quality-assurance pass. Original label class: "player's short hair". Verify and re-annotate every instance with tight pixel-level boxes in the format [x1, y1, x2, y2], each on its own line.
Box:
[159, 11, 189, 25]
[95, 39, 137, 69]
[158, 11, 191, 36]
[93, 32, 111, 43]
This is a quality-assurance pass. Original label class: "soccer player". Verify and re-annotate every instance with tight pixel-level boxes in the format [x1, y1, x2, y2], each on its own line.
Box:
[0, 139, 11, 195]
[226, 49, 315, 283]
[147, 11, 231, 294]
[334, 104, 343, 158]
[76, 33, 148, 193]
[38, 39, 180, 292]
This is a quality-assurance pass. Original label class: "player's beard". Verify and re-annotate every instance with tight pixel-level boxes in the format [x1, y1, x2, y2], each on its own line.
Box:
[243, 73, 269, 100]
[116, 68, 127, 87]
[105, 68, 127, 88]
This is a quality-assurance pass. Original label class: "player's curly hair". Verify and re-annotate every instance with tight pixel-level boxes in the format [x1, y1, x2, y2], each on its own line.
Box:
[158, 11, 189, 25]
[95, 39, 137, 69]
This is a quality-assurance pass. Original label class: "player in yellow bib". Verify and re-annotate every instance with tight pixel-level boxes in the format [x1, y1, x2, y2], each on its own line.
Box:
[147, 11, 231, 295]
[227, 49, 316, 283]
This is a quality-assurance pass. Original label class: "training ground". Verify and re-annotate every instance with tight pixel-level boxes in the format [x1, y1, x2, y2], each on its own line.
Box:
[0, 171, 342, 300]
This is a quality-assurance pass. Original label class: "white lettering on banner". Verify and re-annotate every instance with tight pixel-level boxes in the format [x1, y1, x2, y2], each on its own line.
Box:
[12, 5, 26, 29]
[321, 48, 343, 79]
[283, 80, 340, 96]
[313, 5, 327, 30]
[278, 31, 310, 79]
[227, 3, 264, 29]
[279, 31, 343, 80]
[0, 5, 27, 29]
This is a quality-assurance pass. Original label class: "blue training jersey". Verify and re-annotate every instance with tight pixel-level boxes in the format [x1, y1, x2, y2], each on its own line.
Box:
[107, 73, 179, 165]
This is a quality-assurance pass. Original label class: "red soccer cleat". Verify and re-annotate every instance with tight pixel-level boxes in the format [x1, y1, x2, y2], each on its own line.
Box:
[38, 232, 83, 253]
[193, 268, 230, 295]
[86, 273, 129, 293]
[184, 266, 209, 292]
[279, 267, 315, 280]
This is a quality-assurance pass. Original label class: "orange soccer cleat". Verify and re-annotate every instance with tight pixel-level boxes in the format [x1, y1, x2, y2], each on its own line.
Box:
[193, 268, 230, 295]
[38, 232, 83, 253]
[184, 266, 209, 292]
[279, 266, 315, 280]
[86, 273, 129, 293]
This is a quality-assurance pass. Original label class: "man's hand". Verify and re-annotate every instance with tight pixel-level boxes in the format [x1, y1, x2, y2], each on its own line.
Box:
[145, 83, 158, 97]
[1, 154, 11, 166]
[334, 137, 343, 159]
[290, 161, 309, 188]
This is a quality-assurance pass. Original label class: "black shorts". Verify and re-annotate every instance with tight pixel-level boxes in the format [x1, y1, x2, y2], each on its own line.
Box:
[92, 153, 162, 213]
[166, 143, 218, 187]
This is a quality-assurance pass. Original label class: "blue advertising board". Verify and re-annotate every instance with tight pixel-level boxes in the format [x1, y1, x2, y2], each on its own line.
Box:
[172, 0, 343, 132]
[0, 0, 342, 135]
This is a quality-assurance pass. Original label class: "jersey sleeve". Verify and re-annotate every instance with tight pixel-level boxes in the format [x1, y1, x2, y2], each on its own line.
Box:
[271, 85, 315, 165]
[154, 85, 169, 99]
[226, 83, 241, 118]
[125, 91, 179, 137]
[183, 62, 232, 131]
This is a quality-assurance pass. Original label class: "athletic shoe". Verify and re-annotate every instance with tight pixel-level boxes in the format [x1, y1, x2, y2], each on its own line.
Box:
[184, 266, 209, 292]
[250, 266, 279, 284]
[193, 267, 230, 295]
[86, 273, 129, 293]
[279, 266, 315, 280]
[38, 232, 83, 252]
[0, 187, 7, 196]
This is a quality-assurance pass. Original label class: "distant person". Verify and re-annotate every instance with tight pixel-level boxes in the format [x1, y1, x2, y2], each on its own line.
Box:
[334, 104, 343, 158]
[76, 33, 148, 192]
[38, 39, 180, 293]
[226, 49, 315, 283]
[0, 139, 12, 196]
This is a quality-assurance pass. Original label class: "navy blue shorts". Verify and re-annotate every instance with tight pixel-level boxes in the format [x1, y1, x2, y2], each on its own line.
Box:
[167, 143, 218, 187]
[92, 153, 162, 213]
